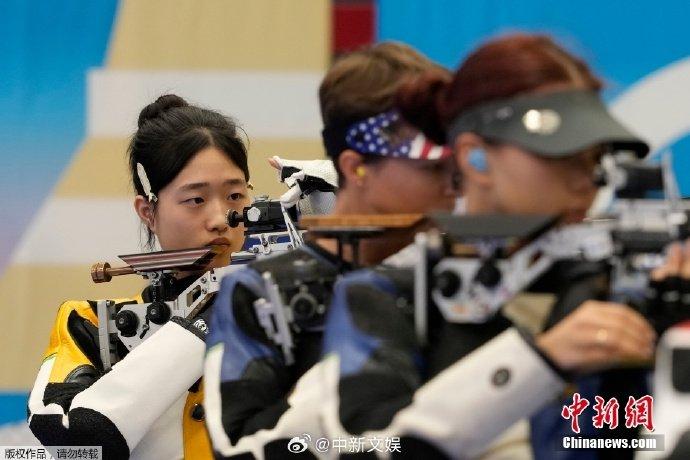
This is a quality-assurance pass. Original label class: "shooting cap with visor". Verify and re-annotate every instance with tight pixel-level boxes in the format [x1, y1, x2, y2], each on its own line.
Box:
[447, 89, 649, 158]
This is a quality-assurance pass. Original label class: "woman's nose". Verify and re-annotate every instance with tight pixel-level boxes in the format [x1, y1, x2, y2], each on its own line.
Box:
[568, 166, 598, 197]
[569, 151, 603, 193]
[207, 201, 230, 233]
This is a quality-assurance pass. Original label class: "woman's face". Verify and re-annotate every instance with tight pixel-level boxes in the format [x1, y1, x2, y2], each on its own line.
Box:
[142, 146, 250, 267]
[361, 157, 458, 214]
[482, 143, 602, 223]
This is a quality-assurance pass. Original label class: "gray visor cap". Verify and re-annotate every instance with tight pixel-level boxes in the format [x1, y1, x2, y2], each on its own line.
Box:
[446, 89, 649, 158]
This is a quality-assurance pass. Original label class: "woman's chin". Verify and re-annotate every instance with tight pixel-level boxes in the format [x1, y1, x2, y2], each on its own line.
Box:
[209, 252, 232, 269]
[207, 246, 233, 268]
[560, 209, 587, 225]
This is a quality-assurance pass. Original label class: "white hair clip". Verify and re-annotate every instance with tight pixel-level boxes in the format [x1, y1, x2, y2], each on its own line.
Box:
[136, 162, 158, 202]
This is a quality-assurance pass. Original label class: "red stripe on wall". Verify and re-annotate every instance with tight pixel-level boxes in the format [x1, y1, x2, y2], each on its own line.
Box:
[333, 1, 375, 55]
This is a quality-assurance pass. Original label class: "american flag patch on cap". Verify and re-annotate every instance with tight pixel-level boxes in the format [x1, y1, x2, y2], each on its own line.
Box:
[345, 110, 452, 160]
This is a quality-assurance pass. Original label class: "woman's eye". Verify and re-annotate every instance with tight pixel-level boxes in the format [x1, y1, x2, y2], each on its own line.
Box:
[229, 193, 244, 201]
[183, 197, 204, 205]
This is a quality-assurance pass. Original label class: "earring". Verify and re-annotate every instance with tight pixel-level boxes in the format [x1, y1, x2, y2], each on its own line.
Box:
[356, 166, 367, 178]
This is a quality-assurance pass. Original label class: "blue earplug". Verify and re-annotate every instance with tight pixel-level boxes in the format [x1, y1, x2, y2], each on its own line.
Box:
[468, 147, 488, 172]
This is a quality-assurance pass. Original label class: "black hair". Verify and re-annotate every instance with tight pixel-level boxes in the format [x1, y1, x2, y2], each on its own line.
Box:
[128, 94, 250, 248]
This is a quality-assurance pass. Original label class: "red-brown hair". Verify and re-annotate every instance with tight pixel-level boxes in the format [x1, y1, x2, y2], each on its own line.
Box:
[398, 33, 603, 144]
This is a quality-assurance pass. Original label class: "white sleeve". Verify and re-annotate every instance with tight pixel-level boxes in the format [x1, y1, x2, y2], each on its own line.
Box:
[320, 328, 565, 459]
[29, 318, 204, 455]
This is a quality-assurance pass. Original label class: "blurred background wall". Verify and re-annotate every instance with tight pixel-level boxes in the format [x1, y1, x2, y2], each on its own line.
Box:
[1, 0, 688, 432]
[0, 0, 337, 433]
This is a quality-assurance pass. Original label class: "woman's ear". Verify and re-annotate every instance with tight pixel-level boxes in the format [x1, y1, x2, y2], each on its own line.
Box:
[337, 150, 366, 188]
[134, 195, 155, 231]
[455, 133, 492, 189]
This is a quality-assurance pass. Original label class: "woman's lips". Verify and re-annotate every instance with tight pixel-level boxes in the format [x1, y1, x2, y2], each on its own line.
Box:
[207, 238, 231, 247]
